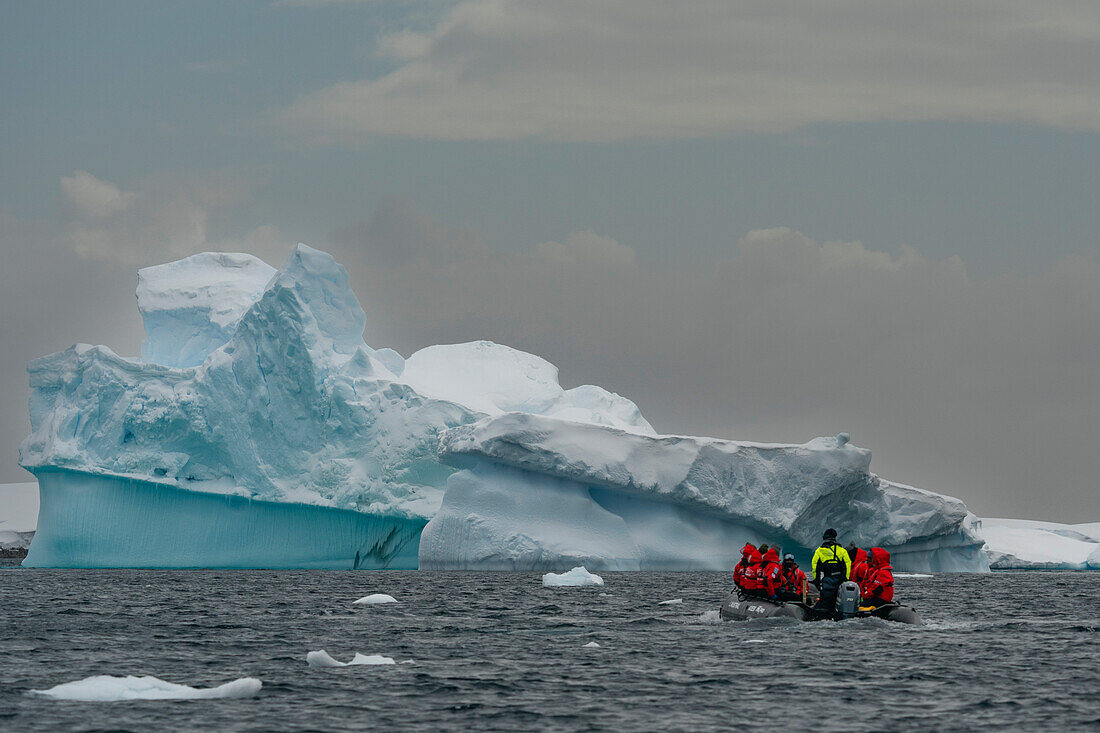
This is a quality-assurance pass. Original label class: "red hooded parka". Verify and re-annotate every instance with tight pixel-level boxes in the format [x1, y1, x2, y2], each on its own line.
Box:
[761, 548, 782, 597]
[742, 550, 764, 591]
[733, 542, 756, 588]
[850, 548, 869, 585]
[861, 547, 894, 602]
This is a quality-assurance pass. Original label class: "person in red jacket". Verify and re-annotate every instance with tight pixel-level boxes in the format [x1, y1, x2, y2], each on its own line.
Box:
[741, 549, 764, 596]
[849, 547, 870, 586]
[732, 542, 756, 590]
[861, 547, 895, 606]
[778, 553, 807, 601]
[760, 548, 782, 599]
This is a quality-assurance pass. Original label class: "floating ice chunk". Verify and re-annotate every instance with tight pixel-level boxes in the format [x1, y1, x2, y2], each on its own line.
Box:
[306, 650, 396, 667]
[744, 640, 766, 644]
[895, 573, 933, 578]
[348, 654, 395, 666]
[583, 642, 601, 648]
[353, 594, 397, 605]
[542, 566, 604, 587]
[30, 675, 261, 701]
[658, 598, 683, 605]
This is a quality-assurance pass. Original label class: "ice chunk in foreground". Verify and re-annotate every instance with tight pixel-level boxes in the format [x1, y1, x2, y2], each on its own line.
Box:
[543, 567, 604, 587]
[978, 518, 1100, 569]
[658, 598, 683, 605]
[30, 675, 261, 701]
[583, 642, 601, 648]
[353, 593, 397, 605]
[306, 650, 395, 667]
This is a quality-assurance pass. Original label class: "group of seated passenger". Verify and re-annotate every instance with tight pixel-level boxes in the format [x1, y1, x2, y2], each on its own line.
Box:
[732, 531, 895, 611]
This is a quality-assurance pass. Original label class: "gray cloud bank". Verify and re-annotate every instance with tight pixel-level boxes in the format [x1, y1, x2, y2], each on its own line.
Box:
[280, 0, 1100, 141]
[2, 192, 1097, 521]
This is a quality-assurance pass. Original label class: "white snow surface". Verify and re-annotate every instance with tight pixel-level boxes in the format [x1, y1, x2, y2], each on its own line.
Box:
[138, 252, 277, 368]
[353, 593, 397, 605]
[542, 567, 605, 586]
[306, 651, 395, 667]
[30, 675, 261, 701]
[978, 518, 1100, 569]
[21, 244, 991, 571]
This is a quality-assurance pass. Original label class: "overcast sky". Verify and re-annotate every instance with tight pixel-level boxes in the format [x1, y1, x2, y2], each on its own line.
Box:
[2, 1, 1098, 521]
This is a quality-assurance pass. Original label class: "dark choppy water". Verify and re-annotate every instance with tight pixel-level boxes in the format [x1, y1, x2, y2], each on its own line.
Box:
[1, 569, 1098, 731]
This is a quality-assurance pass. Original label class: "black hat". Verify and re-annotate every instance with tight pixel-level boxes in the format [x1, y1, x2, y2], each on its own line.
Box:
[823, 528, 837, 540]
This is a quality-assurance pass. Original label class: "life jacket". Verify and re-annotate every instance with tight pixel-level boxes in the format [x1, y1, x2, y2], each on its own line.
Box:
[761, 548, 782, 596]
[780, 562, 807, 594]
[850, 548, 869, 584]
[861, 547, 894, 602]
[813, 541, 849, 580]
[733, 543, 755, 588]
[742, 550, 764, 591]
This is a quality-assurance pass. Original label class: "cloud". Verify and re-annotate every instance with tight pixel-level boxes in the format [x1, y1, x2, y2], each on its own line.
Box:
[59, 171, 290, 265]
[534, 231, 636, 268]
[60, 171, 135, 219]
[329, 207, 1099, 521]
[328, 196, 488, 268]
[278, 0, 1100, 142]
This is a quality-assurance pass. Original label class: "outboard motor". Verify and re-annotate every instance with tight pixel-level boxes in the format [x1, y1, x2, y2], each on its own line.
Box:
[837, 581, 861, 618]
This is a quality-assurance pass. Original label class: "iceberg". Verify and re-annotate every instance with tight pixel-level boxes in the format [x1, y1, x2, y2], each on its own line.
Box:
[20, 243, 988, 571]
[420, 414, 987, 571]
[978, 518, 1100, 570]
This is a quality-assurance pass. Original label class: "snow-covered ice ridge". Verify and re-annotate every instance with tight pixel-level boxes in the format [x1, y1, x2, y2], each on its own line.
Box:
[21, 244, 986, 571]
[978, 518, 1100, 570]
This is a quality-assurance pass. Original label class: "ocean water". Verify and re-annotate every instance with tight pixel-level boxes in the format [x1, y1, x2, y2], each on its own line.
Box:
[1, 568, 1097, 731]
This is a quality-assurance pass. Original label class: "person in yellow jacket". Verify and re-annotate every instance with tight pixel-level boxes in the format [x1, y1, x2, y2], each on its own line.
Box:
[810, 528, 851, 615]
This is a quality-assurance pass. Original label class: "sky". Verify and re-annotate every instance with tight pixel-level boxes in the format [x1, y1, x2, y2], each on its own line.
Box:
[1, 0, 1098, 521]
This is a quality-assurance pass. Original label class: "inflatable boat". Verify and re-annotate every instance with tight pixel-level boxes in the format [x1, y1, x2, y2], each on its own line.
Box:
[719, 581, 923, 625]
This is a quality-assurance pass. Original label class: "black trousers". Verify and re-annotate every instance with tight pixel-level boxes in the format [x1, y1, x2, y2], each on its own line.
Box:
[815, 575, 841, 611]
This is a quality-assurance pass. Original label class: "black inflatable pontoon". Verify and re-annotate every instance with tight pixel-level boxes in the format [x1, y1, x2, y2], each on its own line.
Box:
[719, 581, 923, 625]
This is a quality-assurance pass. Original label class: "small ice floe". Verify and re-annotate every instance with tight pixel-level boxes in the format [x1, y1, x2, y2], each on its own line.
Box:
[542, 567, 604, 587]
[353, 593, 397, 605]
[598, 592, 611, 597]
[583, 641, 601, 648]
[658, 598, 683, 606]
[306, 650, 396, 668]
[895, 573, 934, 579]
[30, 675, 261, 701]
[743, 639, 767, 644]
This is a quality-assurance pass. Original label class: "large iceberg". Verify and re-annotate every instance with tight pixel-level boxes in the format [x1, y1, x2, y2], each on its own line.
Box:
[20, 244, 988, 571]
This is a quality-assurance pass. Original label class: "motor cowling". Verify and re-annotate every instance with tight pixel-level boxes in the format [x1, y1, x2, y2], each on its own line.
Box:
[837, 581, 861, 618]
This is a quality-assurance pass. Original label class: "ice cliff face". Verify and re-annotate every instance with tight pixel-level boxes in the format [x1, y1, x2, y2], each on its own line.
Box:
[420, 414, 987, 571]
[21, 244, 987, 570]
